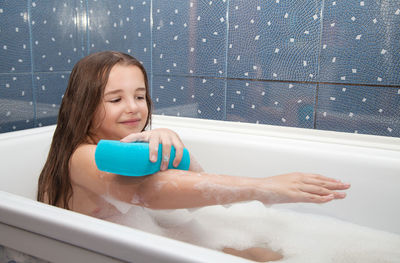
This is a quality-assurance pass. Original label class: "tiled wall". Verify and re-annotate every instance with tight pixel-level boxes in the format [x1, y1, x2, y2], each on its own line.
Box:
[1, 0, 399, 137]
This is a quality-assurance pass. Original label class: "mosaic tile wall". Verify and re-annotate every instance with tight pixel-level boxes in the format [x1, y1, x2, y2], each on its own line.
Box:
[1, 0, 399, 137]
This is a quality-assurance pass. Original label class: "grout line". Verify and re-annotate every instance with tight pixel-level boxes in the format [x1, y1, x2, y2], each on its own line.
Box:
[316, 0, 325, 85]
[85, 0, 90, 55]
[0, 71, 72, 75]
[152, 73, 400, 89]
[314, 0, 325, 130]
[314, 83, 319, 129]
[223, 0, 230, 121]
[27, 0, 36, 127]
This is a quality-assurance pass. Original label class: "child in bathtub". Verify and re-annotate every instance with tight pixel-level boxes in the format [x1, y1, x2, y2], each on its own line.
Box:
[37, 51, 350, 262]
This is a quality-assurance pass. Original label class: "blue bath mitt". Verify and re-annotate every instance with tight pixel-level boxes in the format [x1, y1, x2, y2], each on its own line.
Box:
[95, 140, 191, 176]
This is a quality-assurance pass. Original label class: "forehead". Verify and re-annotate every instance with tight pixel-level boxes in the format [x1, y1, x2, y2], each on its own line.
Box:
[105, 64, 145, 90]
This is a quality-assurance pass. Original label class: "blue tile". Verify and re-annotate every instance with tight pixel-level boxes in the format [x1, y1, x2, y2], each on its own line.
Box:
[228, 0, 322, 81]
[227, 80, 316, 128]
[152, 0, 228, 77]
[152, 75, 225, 120]
[87, 0, 151, 72]
[34, 72, 69, 127]
[0, 73, 34, 133]
[31, 0, 85, 72]
[0, 1, 31, 73]
[316, 84, 400, 137]
[320, 1, 400, 85]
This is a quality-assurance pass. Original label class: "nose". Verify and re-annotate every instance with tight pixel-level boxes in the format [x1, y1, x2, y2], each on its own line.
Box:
[125, 98, 139, 113]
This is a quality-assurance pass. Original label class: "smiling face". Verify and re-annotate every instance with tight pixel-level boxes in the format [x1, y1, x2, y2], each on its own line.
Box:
[91, 64, 149, 141]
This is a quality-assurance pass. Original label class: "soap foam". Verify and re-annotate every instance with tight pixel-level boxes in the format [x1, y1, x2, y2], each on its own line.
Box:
[101, 195, 132, 214]
[104, 201, 400, 263]
[193, 181, 244, 204]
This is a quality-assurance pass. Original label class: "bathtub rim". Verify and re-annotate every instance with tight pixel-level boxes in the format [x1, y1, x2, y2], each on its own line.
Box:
[1, 115, 399, 152]
[151, 116, 400, 152]
[0, 190, 252, 263]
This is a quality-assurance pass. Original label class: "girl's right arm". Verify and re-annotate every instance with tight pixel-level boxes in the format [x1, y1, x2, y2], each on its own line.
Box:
[69, 144, 350, 210]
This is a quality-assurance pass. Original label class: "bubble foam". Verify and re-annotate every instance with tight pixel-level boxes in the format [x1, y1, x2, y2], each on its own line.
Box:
[105, 201, 400, 262]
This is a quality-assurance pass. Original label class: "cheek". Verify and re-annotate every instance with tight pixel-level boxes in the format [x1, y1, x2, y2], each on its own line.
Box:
[93, 104, 115, 129]
[102, 104, 121, 120]
[141, 101, 149, 116]
[92, 108, 104, 128]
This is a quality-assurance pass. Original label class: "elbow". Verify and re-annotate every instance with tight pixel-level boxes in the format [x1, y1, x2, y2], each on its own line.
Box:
[135, 191, 166, 210]
[133, 180, 165, 209]
[134, 171, 183, 209]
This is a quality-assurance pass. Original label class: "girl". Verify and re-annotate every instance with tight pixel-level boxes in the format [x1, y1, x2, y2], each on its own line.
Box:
[37, 51, 350, 262]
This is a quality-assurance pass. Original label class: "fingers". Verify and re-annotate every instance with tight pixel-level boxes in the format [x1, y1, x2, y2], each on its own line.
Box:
[303, 176, 351, 191]
[299, 184, 347, 200]
[148, 137, 159, 163]
[299, 184, 332, 196]
[300, 174, 350, 203]
[293, 173, 349, 203]
[120, 128, 185, 170]
[148, 129, 184, 170]
[120, 131, 160, 163]
[120, 132, 147, 143]
[301, 174, 350, 201]
[263, 173, 349, 205]
[301, 192, 335, 203]
[160, 139, 171, 171]
[172, 138, 184, 168]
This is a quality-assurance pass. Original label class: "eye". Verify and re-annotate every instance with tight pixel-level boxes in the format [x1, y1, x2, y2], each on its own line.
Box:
[136, 95, 146, 100]
[109, 98, 121, 103]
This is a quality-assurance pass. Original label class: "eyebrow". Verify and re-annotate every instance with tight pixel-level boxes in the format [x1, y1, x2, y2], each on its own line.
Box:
[104, 87, 146, 96]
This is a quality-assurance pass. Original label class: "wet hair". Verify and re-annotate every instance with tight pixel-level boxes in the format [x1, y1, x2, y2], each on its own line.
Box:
[37, 51, 152, 209]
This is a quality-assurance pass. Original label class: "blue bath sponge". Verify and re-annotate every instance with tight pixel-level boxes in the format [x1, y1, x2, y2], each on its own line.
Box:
[95, 140, 190, 176]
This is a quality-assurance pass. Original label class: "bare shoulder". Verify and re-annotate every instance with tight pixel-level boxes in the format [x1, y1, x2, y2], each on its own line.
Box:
[69, 143, 106, 191]
[69, 144, 145, 199]
[70, 144, 97, 178]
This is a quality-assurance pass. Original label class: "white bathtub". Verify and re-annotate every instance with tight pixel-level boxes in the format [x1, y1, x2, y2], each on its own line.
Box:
[0, 115, 399, 262]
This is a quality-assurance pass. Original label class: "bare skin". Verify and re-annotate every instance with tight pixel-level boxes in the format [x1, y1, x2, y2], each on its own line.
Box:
[69, 144, 349, 262]
[69, 146, 349, 212]
[223, 247, 283, 262]
[66, 63, 350, 262]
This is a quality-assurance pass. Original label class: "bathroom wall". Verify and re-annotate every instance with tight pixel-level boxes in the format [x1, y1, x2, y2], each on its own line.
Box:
[0, 0, 399, 137]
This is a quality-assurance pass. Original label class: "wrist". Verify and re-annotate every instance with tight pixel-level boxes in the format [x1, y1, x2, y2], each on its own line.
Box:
[248, 177, 282, 205]
[239, 177, 263, 203]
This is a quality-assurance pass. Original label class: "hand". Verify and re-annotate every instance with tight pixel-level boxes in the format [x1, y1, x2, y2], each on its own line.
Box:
[120, 128, 185, 171]
[256, 173, 351, 204]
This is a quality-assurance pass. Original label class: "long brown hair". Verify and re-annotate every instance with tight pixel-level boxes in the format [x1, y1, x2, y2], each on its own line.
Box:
[37, 51, 152, 209]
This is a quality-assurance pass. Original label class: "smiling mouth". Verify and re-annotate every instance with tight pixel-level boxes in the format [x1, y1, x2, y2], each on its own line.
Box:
[120, 119, 141, 126]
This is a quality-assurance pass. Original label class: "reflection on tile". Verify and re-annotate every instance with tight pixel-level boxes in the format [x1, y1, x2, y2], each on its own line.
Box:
[31, 0, 85, 72]
[227, 80, 316, 128]
[316, 84, 400, 137]
[320, 1, 400, 85]
[228, 0, 321, 81]
[0, 73, 34, 132]
[34, 72, 69, 127]
[87, 0, 151, 72]
[152, 0, 228, 77]
[0, 1, 31, 73]
[152, 75, 225, 120]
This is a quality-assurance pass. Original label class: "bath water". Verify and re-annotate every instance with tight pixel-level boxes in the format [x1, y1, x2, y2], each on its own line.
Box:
[106, 200, 400, 262]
